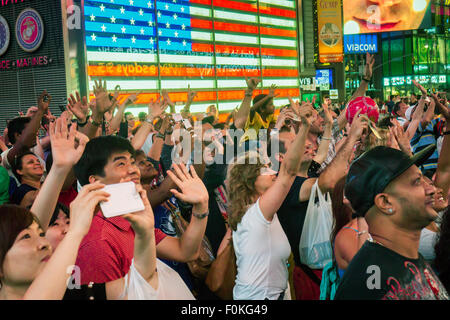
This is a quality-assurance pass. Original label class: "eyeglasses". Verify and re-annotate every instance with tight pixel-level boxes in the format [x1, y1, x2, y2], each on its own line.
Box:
[259, 166, 277, 176]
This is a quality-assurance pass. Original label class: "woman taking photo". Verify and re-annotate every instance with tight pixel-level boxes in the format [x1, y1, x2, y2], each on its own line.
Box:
[227, 103, 313, 300]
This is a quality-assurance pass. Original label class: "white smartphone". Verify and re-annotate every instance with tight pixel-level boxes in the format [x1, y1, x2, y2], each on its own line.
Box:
[100, 182, 145, 218]
[182, 119, 192, 129]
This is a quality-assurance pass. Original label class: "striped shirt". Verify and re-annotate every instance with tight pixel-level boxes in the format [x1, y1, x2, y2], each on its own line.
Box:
[410, 118, 444, 172]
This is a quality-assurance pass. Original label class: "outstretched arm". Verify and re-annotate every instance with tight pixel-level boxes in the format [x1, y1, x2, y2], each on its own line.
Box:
[259, 103, 313, 221]
[434, 92, 450, 196]
[30, 117, 89, 231]
[24, 182, 110, 300]
[314, 103, 333, 164]
[7, 91, 50, 166]
[156, 164, 209, 262]
[234, 77, 260, 129]
[349, 53, 375, 102]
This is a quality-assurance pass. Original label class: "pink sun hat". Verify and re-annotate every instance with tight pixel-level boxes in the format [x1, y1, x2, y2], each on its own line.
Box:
[346, 96, 380, 125]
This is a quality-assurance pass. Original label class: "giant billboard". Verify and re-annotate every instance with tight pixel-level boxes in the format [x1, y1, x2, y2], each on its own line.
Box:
[84, 0, 301, 112]
[343, 0, 432, 35]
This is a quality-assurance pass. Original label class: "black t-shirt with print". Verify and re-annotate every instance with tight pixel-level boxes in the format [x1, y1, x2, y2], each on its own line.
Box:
[334, 241, 449, 300]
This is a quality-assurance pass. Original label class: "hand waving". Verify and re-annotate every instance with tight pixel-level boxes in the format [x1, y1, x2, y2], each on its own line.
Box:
[364, 53, 375, 80]
[349, 109, 369, 141]
[67, 91, 89, 122]
[186, 84, 197, 102]
[93, 79, 113, 114]
[166, 163, 209, 205]
[37, 90, 52, 114]
[245, 76, 260, 91]
[49, 117, 89, 169]
[148, 96, 167, 119]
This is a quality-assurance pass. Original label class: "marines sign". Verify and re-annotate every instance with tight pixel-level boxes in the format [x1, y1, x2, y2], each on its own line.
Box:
[15, 8, 44, 53]
[0, 15, 10, 56]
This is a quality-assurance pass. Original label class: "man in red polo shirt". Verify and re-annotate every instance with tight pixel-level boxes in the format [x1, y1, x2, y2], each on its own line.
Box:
[74, 135, 209, 285]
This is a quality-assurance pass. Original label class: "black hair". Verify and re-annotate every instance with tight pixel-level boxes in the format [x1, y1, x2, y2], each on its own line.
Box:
[213, 122, 226, 130]
[74, 135, 136, 186]
[11, 151, 38, 182]
[7, 117, 31, 144]
[48, 203, 70, 226]
[252, 94, 273, 114]
[393, 101, 402, 116]
[202, 115, 215, 125]
[0, 205, 41, 286]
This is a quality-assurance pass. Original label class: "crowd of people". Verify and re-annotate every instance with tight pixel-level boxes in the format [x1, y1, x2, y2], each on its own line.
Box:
[0, 53, 449, 300]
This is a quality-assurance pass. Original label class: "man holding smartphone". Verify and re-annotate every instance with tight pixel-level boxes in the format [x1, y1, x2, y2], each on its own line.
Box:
[73, 135, 209, 286]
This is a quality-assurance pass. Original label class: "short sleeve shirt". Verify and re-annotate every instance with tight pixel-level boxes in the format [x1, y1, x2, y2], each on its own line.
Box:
[75, 212, 167, 285]
[233, 199, 291, 300]
[334, 241, 449, 300]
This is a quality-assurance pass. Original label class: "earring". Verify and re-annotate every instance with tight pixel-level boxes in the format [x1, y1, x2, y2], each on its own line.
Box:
[388, 208, 393, 213]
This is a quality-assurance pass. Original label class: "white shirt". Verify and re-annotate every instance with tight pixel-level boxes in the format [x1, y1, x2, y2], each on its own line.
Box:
[141, 132, 155, 156]
[419, 228, 437, 262]
[233, 199, 291, 300]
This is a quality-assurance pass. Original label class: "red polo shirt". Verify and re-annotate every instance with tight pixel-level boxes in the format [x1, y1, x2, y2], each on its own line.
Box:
[75, 211, 167, 285]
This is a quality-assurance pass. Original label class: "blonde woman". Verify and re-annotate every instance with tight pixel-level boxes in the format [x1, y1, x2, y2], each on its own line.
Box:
[227, 104, 313, 300]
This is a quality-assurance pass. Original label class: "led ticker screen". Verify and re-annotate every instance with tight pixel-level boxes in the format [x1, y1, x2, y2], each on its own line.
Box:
[383, 75, 447, 87]
[343, 0, 432, 35]
[84, 0, 300, 113]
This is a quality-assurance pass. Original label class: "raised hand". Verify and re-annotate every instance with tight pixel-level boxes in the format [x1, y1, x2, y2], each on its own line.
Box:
[245, 76, 260, 91]
[186, 84, 197, 102]
[348, 109, 369, 141]
[69, 181, 110, 237]
[93, 78, 113, 114]
[364, 53, 375, 80]
[389, 122, 412, 156]
[37, 90, 52, 114]
[49, 117, 89, 169]
[431, 91, 450, 120]
[298, 102, 314, 127]
[166, 163, 208, 205]
[322, 102, 333, 125]
[268, 84, 278, 98]
[67, 91, 89, 122]
[122, 183, 155, 236]
[412, 80, 427, 96]
[148, 96, 167, 119]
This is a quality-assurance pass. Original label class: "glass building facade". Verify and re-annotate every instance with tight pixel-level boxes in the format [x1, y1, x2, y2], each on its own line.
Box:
[344, 1, 450, 102]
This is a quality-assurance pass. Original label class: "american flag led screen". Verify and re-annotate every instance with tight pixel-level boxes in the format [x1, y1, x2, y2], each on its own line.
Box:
[84, 0, 300, 112]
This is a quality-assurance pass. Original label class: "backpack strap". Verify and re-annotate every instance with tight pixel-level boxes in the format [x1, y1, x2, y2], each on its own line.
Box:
[298, 263, 321, 286]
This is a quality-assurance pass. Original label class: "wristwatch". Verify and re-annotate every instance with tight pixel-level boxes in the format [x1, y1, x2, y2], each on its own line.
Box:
[362, 77, 371, 83]
[77, 115, 90, 127]
[192, 210, 209, 219]
[89, 117, 102, 127]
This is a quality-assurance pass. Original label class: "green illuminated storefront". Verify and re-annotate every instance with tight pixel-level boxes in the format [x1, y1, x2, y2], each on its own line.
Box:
[381, 29, 450, 100]
[344, 1, 450, 102]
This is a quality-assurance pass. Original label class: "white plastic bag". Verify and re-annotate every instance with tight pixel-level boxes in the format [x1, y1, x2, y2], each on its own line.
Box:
[299, 180, 333, 269]
[121, 259, 196, 300]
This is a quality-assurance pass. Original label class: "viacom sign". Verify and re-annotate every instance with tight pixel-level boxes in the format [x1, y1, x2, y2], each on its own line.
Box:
[344, 34, 378, 54]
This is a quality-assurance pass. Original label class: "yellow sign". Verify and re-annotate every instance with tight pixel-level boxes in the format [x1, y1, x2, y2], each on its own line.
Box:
[317, 0, 343, 63]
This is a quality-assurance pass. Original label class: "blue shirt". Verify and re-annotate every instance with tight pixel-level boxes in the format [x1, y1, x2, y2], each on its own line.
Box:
[410, 118, 444, 172]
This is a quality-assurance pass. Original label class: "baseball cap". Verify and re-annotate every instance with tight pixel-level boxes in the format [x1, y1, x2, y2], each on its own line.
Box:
[345, 144, 436, 217]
